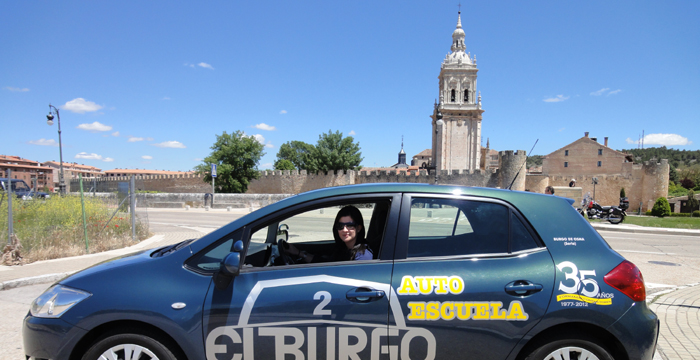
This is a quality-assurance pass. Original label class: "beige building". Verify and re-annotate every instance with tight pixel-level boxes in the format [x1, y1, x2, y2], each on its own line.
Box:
[43, 161, 102, 188]
[430, 11, 483, 171]
[542, 133, 633, 176]
[526, 133, 669, 211]
[103, 169, 195, 177]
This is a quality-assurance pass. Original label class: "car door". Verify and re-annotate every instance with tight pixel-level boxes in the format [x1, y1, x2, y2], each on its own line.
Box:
[390, 194, 555, 360]
[200, 194, 402, 360]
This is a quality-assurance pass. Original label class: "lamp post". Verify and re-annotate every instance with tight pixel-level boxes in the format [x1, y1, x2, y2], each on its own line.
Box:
[46, 104, 66, 195]
[434, 107, 444, 185]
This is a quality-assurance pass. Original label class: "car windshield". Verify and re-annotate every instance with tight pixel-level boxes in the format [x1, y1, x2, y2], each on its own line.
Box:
[12, 181, 31, 191]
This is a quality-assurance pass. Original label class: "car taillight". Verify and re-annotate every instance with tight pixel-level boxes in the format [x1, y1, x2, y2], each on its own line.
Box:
[604, 260, 646, 302]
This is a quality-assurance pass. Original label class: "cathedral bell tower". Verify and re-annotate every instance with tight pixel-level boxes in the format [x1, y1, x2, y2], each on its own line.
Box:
[431, 11, 483, 171]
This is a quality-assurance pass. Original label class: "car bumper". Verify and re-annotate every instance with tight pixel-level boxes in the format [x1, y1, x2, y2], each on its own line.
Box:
[23, 314, 86, 360]
[607, 302, 659, 360]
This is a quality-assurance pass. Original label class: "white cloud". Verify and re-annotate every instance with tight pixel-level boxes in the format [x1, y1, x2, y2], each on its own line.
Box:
[558, 128, 565, 132]
[75, 152, 113, 162]
[162, 96, 170, 100]
[625, 133, 692, 146]
[146, 137, 154, 141]
[63, 98, 103, 113]
[590, 88, 609, 96]
[250, 134, 265, 144]
[29, 138, 58, 146]
[128, 136, 145, 142]
[590, 88, 622, 96]
[254, 123, 276, 131]
[77, 121, 113, 132]
[280, 110, 287, 114]
[142, 155, 153, 160]
[153, 141, 186, 148]
[112, 131, 120, 137]
[4, 86, 29, 92]
[194, 158, 203, 161]
[261, 163, 273, 169]
[198, 62, 214, 70]
[543, 95, 569, 103]
[348, 130, 356, 136]
[265, 143, 274, 148]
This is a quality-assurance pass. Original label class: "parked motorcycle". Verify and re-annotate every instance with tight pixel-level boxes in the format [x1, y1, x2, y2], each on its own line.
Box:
[579, 192, 627, 224]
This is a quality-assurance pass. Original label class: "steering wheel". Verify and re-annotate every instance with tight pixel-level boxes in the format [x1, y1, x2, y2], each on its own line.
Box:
[277, 239, 296, 265]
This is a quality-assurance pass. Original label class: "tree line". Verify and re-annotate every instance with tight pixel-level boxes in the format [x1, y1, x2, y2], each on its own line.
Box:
[194, 130, 362, 193]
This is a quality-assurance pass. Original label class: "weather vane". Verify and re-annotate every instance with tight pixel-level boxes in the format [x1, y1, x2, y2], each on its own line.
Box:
[458, 3, 461, 12]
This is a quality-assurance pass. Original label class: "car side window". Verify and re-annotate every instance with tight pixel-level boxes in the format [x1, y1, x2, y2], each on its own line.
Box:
[407, 198, 508, 258]
[511, 212, 539, 252]
[244, 201, 390, 268]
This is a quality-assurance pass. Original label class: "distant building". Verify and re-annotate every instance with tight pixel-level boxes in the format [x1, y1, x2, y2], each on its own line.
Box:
[42, 161, 103, 188]
[412, 149, 432, 169]
[0, 155, 54, 190]
[389, 138, 409, 169]
[541, 133, 633, 175]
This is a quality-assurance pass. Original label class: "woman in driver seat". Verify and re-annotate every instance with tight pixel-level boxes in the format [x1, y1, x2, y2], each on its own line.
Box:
[288, 205, 373, 263]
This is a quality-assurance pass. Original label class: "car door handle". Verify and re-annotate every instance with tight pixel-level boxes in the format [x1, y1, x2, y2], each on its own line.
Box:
[346, 287, 385, 302]
[505, 281, 543, 296]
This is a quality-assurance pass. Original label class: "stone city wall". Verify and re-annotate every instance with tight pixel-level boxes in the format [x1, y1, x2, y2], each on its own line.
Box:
[71, 192, 292, 209]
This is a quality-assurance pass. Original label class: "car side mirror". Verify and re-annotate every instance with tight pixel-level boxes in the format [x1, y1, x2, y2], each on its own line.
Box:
[277, 224, 289, 243]
[214, 240, 244, 290]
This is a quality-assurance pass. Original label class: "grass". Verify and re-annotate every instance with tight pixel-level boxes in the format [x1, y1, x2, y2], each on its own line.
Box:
[619, 215, 700, 229]
[0, 195, 150, 263]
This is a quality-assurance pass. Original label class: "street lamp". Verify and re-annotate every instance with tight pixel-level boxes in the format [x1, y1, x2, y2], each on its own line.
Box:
[434, 106, 444, 185]
[46, 104, 66, 195]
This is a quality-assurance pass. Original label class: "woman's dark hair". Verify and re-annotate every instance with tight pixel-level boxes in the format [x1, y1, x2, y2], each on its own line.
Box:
[332, 205, 368, 260]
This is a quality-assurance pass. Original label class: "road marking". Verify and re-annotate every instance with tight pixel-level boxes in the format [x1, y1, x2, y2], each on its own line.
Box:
[645, 283, 676, 288]
[616, 250, 675, 255]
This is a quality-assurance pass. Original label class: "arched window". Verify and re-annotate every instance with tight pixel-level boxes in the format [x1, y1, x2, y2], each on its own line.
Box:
[464, 89, 469, 102]
[451, 89, 456, 102]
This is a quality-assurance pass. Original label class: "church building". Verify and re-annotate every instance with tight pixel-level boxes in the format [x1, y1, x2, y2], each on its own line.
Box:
[430, 11, 483, 171]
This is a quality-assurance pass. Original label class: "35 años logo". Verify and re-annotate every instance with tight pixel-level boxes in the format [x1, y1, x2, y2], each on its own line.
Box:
[556, 261, 613, 305]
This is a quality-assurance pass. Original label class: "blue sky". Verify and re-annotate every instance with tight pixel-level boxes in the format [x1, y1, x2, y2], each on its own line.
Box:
[1, 1, 698, 172]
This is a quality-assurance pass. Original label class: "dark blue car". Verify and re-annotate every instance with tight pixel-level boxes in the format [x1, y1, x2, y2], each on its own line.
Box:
[23, 184, 658, 360]
[1, 178, 51, 200]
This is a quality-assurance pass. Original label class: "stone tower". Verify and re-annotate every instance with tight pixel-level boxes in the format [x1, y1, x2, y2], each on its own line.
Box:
[431, 11, 484, 171]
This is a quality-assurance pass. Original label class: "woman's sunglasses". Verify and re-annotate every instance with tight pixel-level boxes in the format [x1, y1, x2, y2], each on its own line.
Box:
[335, 222, 357, 231]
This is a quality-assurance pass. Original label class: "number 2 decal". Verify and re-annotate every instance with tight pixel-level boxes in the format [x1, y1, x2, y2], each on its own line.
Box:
[313, 291, 332, 315]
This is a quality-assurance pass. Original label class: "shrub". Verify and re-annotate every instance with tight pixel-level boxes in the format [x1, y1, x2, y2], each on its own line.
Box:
[620, 188, 626, 198]
[681, 178, 695, 190]
[693, 210, 700, 218]
[669, 212, 691, 217]
[651, 197, 672, 217]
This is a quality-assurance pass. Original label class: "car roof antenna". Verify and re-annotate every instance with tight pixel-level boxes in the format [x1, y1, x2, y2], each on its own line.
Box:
[506, 139, 538, 190]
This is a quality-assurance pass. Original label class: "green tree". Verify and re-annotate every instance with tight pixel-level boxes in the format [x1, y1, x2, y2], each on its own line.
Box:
[620, 188, 626, 198]
[195, 131, 265, 193]
[275, 141, 316, 170]
[310, 130, 363, 173]
[669, 166, 679, 184]
[650, 197, 671, 217]
[688, 189, 699, 214]
[274, 159, 296, 171]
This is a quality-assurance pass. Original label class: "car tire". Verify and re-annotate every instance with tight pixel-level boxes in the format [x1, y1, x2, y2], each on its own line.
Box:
[525, 338, 613, 360]
[81, 333, 178, 360]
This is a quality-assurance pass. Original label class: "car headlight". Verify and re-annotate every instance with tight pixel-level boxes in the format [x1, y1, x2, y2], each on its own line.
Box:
[30, 285, 91, 318]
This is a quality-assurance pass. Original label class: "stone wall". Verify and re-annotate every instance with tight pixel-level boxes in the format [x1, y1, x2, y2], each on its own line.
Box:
[72, 192, 293, 209]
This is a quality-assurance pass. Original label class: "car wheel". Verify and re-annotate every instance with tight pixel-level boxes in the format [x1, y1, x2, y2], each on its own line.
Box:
[525, 339, 613, 360]
[82, 333, 178, 360]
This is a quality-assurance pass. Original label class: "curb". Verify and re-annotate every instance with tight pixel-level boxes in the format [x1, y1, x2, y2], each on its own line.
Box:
[590, 224, 700, 237]
[0, 272, 76, 291]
